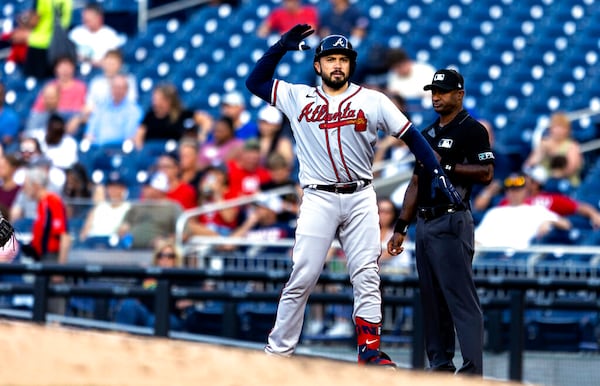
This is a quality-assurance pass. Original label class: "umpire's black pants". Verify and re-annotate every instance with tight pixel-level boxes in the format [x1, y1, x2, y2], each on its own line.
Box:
[415, 209, 483, 375]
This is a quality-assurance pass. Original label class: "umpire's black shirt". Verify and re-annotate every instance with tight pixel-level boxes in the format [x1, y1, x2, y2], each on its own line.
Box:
[415, 109, 495, 207]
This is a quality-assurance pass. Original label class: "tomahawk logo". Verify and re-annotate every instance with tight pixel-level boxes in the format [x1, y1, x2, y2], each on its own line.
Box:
[434, 73, 445, 81]
[332, 37, 347, 47]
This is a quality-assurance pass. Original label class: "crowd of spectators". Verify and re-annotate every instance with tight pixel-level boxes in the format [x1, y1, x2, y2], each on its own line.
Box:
[0, 0, 598, 338]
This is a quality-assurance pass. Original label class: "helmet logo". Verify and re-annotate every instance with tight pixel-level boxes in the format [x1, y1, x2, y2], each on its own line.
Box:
[332, 37, 347, 47]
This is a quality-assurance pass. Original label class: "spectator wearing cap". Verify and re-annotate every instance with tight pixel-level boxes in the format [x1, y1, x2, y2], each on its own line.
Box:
[155, 152, 197, 210]
[79, 171, 132, 247]
[475, 173, 571, 250]
[497, 166, 600, 230]
[219, 91, 258, 140]
[256, 105, 294, 167]
[197, 116, 244, 171]
[117, 171, 182, 249]
[226, 138, 272, 197]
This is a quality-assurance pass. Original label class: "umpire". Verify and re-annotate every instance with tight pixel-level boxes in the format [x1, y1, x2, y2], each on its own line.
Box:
[387, 69, 494, 375]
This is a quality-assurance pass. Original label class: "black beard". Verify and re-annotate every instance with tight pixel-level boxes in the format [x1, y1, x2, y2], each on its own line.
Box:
[321, 72, 348, 90]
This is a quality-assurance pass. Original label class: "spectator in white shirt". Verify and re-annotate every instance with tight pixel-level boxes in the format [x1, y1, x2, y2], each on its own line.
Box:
[68, 3, 124, 67]
[34, 113, 78, 169]
[475, 173, 571, 249]
[385, 48, 436, 102]
[85, 49, 138, 112]
[67, 49, 138, 136]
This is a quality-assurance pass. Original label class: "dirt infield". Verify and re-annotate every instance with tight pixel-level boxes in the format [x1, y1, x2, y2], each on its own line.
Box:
[0, 321, 524, 385]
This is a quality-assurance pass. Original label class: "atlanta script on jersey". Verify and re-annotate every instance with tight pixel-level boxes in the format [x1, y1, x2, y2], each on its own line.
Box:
[272, 81, 412, 186]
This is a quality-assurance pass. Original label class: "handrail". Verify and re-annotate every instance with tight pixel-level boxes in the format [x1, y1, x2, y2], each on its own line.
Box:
[137, 0, 212, 33]
[174, 186, 297, 252]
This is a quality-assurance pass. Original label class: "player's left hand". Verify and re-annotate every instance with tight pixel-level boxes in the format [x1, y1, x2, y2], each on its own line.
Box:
[278, 24, 314, 51]
[431, 169, 463, 206]
[0, 217, 15, 248]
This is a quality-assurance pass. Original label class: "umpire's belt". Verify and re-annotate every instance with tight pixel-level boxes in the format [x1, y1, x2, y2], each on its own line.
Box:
[306, 179, 371, 194]
[418, 204, 465, 221]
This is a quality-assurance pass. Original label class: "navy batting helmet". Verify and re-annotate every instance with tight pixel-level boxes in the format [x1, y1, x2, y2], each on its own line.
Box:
[314, 35, 357, 62]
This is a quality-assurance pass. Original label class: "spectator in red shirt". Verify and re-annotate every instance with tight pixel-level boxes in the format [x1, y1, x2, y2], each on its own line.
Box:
[226, 139, 271, 196]
[31, 56, 87, 118]
[21, 167, 71, 264]
[155, 153, 198, 210]
[20, 166, 71, 315]
[257, 0, 319, 38]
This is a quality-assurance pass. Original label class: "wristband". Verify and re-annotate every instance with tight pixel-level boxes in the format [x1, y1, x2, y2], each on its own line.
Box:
[393, 219, 409, 236]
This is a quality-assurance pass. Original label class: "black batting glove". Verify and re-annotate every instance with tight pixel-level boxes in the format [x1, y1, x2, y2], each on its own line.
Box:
[277, 24, 314, 51]
[431, 169, 463, 206]
[0, 217, 14, 248]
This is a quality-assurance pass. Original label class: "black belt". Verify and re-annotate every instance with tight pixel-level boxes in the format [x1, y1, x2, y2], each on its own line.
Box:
[306, 179, 371, 194]
[418, 204, 465, 221]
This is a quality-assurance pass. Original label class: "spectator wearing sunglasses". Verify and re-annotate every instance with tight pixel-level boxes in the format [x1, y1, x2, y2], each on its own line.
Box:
[113, 241, 195, 331]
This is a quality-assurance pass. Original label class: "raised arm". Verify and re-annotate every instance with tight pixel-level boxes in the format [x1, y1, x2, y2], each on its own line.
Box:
[246, 24, 315, 103]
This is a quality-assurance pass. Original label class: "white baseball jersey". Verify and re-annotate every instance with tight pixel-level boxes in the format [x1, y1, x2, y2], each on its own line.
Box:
[272, 81, 412, 186]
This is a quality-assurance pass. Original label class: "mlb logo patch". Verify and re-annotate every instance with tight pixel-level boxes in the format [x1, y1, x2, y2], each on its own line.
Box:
[438, 138, 453, 148]
[434, 73, 445, 81]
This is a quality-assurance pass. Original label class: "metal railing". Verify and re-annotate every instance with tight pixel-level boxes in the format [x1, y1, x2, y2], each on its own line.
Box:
[174, 186, 298, 253]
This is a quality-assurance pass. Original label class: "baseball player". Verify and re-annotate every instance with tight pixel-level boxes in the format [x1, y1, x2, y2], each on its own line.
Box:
[388, 69, 494, 375]
[246, 24, 461, 366]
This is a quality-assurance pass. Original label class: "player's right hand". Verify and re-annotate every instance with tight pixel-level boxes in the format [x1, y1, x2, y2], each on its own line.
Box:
[278, 24, 314, 51]
[431, 169, 463, 206]
[387, 234, 405, 256]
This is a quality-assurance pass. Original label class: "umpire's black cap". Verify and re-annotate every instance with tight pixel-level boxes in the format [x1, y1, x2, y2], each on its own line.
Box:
[424, 69, 464, 91]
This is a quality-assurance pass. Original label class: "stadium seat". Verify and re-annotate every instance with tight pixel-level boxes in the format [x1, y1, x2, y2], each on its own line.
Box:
[237, 303, 278, 342]
[526, 316, 583, 352]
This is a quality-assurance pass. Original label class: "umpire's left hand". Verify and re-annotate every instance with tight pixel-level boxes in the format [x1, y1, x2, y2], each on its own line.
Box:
[387, 234, 405, 256]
